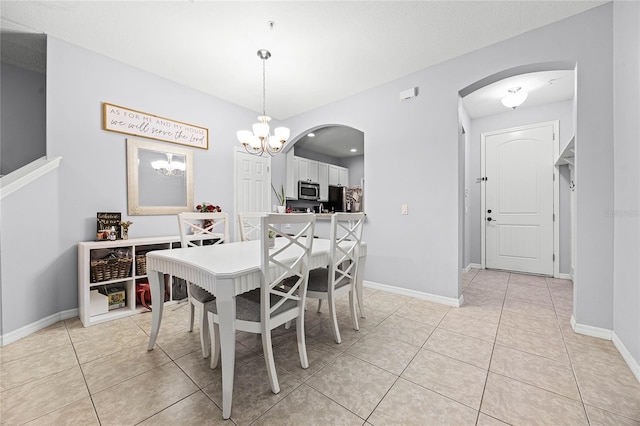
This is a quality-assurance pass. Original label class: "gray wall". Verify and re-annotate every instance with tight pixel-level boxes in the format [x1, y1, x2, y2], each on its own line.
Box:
[612, 0, 640, 369]
[280, 4, 616, 329]
[0, 62, 46, 175]
[1, 166, 60, 332]
[339, 155, 364, 187]
[467, 99, 574, 273]
[0, 36, 261, 335]
[293, 146, 340, 165]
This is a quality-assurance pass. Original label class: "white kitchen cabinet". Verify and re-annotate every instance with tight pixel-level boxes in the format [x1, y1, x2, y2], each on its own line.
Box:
[285, 150, 298, 199]
[298, 158, 319, 183]
[308, 160, 319, 183]
[298, 158, 309, 182]
[339, 167, 349, 186]
[318, 162, 329, 201]
[286, 152, 349, 199]
[78, 236, 186, 327]
[328, 165, 340, 186]
[329, 164, 349, 186]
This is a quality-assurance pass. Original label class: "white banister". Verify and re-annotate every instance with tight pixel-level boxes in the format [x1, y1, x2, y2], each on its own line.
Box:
[0, 156, 62, 200]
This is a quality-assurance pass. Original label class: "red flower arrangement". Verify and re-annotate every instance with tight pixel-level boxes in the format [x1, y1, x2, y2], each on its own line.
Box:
[196, 202, 221, 213]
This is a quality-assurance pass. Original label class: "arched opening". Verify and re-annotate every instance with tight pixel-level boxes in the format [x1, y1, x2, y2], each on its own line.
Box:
[284, 124, 365, 213]
[458, 61, 577, 283]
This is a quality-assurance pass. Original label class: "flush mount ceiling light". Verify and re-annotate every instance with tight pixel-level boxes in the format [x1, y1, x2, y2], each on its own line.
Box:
[307, 133, 315, 137]
[237, 49, 290, 156]
[501, 86, 528, 110]
[151, 153, 185, 177]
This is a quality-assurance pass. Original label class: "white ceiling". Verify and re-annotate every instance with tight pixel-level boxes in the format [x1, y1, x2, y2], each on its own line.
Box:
[462, 69, 575, 119]
[295, 126, 365, 159]
[1, 0, 604, 121]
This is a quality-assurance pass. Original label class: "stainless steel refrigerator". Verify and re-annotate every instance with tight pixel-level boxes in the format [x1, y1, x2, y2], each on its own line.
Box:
[328, 185, 347, 212]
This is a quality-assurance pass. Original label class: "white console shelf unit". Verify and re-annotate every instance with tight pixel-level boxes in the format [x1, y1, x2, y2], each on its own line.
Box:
[78, 235, 184, 326]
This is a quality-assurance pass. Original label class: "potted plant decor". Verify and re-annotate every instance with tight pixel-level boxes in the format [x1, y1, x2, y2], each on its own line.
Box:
[272, 184, 286, 213]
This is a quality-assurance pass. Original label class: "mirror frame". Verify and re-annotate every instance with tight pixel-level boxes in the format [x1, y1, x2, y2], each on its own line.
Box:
[126, 138, 194, 215]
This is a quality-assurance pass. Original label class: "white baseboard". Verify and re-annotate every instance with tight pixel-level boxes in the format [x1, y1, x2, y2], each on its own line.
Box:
[463, 263, 482, 273]
[570, 315, 613, 340]
[0, 309, 78, 347]
[570, 315, 640, 384]
[556, 272, 573, 280]
[364, 280, 463, 307]
[612, 332, 640, 384]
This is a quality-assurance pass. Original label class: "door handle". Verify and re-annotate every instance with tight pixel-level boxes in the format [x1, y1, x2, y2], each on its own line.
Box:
[487, 217, 496, 222]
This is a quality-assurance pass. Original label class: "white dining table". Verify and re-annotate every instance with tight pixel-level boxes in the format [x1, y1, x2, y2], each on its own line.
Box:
[145, 237, 367, 419]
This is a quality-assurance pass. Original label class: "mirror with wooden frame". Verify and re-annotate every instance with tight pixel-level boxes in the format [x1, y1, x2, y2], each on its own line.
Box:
[127, 138, 194, 215]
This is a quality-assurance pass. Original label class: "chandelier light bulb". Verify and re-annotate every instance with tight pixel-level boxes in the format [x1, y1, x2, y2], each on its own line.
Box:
[151, 153, 185, 176]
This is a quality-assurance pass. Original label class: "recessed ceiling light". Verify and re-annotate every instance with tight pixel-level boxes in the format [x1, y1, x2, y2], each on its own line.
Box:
[350, 148, 357, 152]
[307, 133, 315, 137]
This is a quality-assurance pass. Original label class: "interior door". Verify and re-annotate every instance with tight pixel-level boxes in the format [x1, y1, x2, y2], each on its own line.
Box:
[235, 149, 271, 220]
[483, 123, 555, 275]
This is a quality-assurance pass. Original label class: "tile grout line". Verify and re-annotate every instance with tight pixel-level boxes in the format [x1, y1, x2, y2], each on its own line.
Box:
[545, 276, 591, 424]
[472, 271, 509, 425]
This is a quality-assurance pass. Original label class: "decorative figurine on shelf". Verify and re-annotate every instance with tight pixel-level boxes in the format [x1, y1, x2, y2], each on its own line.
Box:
[108, 226, 117, 241]
[120, 220, 133, 240]
[196, 202, 221, 231]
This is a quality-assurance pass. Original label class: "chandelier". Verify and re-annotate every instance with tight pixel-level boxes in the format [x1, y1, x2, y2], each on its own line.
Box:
[237, 49, 290, 156]
[501, 86, 528, 110]
[151, 153, 185, 177]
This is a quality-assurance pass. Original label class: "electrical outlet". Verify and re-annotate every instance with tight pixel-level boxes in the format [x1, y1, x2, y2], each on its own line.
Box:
[402, 204, 408, 215]
[285, 224, 290, 228]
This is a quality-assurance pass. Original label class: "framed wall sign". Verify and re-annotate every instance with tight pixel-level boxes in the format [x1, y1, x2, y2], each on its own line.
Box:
[103, 102, 208, 149]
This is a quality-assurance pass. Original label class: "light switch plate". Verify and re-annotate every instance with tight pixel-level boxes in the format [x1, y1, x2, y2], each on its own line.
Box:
[402, 204, 408, 215]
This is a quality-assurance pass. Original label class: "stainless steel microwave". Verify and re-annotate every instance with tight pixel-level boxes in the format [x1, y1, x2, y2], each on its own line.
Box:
[298, 181, 320, 200]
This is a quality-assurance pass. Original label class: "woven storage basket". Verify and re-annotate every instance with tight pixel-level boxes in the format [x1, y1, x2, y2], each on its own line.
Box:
[135, 255, 147, 276]
[90, 257, 133, 283]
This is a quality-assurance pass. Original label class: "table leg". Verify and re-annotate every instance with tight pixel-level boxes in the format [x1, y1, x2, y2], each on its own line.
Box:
[216, 281, 236, 419]
[147, 270, 165, 351]
[356, 254, 367, 318]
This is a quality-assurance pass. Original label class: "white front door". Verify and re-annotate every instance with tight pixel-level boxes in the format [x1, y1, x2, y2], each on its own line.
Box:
[482, 122, 556, 275]
[234, 148, 271, 223]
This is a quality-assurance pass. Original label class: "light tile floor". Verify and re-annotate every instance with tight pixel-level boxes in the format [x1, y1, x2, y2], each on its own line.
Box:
[2, 270, 640, 425]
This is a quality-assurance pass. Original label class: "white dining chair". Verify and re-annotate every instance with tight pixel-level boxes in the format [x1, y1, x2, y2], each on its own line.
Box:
[237, 212, 266, 242]
[177, 211, 229, 359]
[300, 212, 365, 344]
[206, 213, 315, 393]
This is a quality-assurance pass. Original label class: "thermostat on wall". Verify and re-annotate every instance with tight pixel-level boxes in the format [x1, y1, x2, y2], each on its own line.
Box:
[400, 87, 418, 101]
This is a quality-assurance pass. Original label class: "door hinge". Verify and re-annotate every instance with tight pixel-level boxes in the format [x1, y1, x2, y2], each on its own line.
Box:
[553, 173, 556, 181]
[553, 254, 556, 261]
[553, 132, 556, 140]
[553, 213, 556, 221]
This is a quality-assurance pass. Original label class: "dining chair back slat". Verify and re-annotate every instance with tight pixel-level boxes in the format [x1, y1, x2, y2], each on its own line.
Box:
[308, 212, 365, 344]
[177, 211, 229, 359]
[237, 212, 266, 242]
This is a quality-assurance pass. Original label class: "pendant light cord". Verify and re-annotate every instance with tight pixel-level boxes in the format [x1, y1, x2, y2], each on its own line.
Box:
[262, 57, 266, 118]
